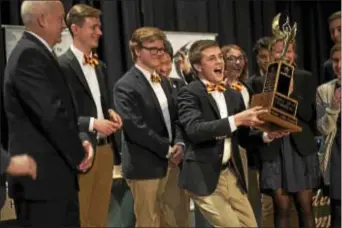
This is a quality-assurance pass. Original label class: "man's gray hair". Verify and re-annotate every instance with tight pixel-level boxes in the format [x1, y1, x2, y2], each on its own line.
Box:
[20, 1, 55, 26]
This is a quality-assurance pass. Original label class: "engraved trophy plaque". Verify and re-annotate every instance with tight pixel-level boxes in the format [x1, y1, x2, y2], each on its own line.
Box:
[250, 13, 302, 133]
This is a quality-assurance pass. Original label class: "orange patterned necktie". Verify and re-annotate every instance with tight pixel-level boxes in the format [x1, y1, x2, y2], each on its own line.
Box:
[206, 82, 226, 93]
[151, 72, 161, 83]
[83, 53, 99, 67]
[230, 81, 243, 91]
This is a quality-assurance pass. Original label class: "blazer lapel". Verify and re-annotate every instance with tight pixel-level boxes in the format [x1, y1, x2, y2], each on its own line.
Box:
[66, 50, 93, 98]
[224, 89, 236, 116]
[23, 32, 60, 68]
[23, 33, 79, 119]
[198, 81, 220, 118]
[134, 67, 166, 126]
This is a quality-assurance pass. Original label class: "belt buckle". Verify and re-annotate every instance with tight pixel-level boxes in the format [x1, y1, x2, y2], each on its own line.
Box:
[97, 137, 108, 145]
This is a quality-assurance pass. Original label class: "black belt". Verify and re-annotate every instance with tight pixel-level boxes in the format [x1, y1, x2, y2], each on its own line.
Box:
[221, 160, 233, 171]
[97, 137, 109, 146]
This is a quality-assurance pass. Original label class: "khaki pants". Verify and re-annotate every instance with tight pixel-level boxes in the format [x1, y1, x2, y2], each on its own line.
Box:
[239, 147, 249, 190]
[127, 166, 190, 227]
[160, 166, 190, 227]
[188, 168, 257, 227]
[0, 188, 16, 221]
[78, 144, 113, 227]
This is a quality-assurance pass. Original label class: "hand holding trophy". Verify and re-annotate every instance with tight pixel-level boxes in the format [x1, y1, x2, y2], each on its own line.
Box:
[250, 13, 302, 133]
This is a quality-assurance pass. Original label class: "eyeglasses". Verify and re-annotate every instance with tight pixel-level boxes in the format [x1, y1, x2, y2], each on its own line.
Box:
[225, 56, 245, 64]
[141, 45, 165, 55]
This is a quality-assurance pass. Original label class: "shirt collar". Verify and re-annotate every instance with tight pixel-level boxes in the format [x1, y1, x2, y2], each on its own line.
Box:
[70, 44, 84, 63]
[135, 64, 155, 82]
[201, 78, 210, 85]
[26, 31, 52, 53]
[70, 44, 96, 63]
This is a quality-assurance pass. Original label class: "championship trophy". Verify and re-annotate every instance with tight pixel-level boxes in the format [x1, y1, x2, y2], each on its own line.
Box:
[250, 13, 302, 133]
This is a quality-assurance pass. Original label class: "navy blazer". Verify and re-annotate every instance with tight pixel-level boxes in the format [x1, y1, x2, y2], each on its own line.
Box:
[114, 66, 184, 179]
[177, 80, 264, 196]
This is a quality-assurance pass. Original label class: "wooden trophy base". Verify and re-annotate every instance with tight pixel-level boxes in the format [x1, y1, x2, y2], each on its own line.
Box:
[251, 92, 302, 133]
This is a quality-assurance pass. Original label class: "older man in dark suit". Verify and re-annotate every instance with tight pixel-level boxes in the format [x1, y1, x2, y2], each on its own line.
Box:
[3, 1, 93, 226]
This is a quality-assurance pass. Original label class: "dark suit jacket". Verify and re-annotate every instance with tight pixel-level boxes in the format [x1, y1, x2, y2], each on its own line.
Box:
[170, 77, 186, 92]
[3, 32, 87, 200]
[321, 59, 334, 86]
[114, 66, 183, 179]
[58, 49, 121, 165]
[177, 80, 264, 196]
[256, 69, 318, 161]
[244, 73, 265, 95]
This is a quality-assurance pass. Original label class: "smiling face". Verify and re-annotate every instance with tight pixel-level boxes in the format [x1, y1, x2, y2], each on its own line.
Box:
[41, 1, 66, 46]
[257, 48, 270, 73]
[135, 39, 165, 71]
[193, 46, 224, 83]
[329, 17, 341, 44]
[157, 52, 173, 77]
[71, 17, 102, 50]
[271, 40, 296, 65]
[224, 48, 246, 79]
[66, 4, 102, 52]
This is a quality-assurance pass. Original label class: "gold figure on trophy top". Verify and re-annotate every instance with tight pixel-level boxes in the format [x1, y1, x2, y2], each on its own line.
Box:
[272, 13, 297, 62]
[250, 13, 302, 133]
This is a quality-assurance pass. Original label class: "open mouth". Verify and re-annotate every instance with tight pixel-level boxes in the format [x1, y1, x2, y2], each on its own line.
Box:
[213, 67, 223, 76]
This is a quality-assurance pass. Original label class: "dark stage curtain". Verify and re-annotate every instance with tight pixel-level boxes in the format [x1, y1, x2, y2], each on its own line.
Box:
[0, 0, 340, 146]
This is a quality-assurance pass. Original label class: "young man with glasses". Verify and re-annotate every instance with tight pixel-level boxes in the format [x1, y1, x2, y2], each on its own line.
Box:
[114, 27, 185, 227]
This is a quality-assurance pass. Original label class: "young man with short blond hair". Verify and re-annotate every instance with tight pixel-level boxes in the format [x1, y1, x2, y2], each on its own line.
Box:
[58, 4, 122, 227]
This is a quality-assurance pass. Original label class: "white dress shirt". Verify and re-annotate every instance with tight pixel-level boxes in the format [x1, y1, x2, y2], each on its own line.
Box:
[26, 31, 52, 53]
[201, 79, 237, 164]
[135, 64, 172, 143]
[70, 44, 104, 133]
[240, 84, 250, 109]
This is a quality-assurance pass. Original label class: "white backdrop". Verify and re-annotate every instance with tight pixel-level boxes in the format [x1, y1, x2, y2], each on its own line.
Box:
[164, 31, 217, 79]
[2, 25, 72, 61]
[2, 26, 216, 214]
[2, 26, 217, 76]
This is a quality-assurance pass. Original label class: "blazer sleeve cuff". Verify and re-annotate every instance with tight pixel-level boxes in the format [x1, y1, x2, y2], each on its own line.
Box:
[228, 116, 237, 132]
[89, 117, 95, 132]
[175, 142, 185, 147]
[262, 132, 274, 143]
[0, 149, 10, 175]
[166, 146, 173, 159]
